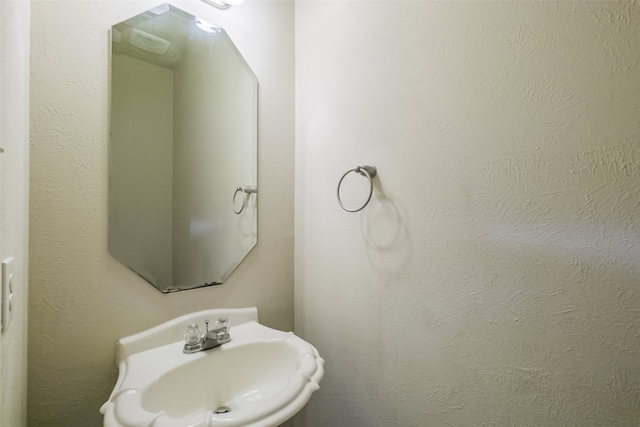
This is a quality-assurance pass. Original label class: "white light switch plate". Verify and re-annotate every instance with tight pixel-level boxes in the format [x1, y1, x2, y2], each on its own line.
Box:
[2, 257, 14, 332]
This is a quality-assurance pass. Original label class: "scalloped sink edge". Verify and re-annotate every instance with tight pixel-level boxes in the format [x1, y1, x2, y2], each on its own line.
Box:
[100, 307, 324, 427]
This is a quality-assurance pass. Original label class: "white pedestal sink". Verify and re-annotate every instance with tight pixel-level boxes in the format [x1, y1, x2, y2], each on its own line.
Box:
[100, 307, 324, 427]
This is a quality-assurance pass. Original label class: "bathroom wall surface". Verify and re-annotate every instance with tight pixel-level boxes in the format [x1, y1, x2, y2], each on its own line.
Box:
[295, 1, 640, 426]
[0, 0, 31, 426]
[29, 1, 294, 426]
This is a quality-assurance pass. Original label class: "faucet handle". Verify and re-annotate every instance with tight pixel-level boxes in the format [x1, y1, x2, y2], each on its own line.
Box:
[215, 317, 230, 333]
[184, 323, 202, 346]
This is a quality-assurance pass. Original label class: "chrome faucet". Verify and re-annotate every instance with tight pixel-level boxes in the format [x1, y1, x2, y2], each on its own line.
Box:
[183, 317, 231, 354]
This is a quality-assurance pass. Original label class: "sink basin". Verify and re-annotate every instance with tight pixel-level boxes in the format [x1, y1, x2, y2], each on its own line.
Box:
[100, 308, 324, 427]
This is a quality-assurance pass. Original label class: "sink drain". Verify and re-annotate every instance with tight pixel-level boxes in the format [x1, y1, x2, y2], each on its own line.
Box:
[214, 406, 231, 414]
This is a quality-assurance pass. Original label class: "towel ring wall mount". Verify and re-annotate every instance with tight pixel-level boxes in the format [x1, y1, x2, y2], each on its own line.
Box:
[337, 165, 377, 213]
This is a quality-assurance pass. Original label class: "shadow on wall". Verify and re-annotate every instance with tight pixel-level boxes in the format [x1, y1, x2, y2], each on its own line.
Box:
[360, 178, 413, 281]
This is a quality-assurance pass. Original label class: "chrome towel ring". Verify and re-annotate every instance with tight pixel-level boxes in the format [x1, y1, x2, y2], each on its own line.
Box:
[337, 165, 377, 212]
[233, 186, 257, 214]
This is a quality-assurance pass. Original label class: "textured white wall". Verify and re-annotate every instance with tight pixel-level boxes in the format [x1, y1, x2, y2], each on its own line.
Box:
[0, 0, 30, 426]
[295, 1, 640, 426]
[29, 1, 294, 426]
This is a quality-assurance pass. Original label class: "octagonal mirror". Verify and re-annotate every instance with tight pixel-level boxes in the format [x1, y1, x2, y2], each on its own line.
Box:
[109, 4, 258, 293]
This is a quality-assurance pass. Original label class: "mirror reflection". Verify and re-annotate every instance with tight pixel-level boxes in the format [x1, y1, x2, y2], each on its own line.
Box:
[109, 4, 258, 293]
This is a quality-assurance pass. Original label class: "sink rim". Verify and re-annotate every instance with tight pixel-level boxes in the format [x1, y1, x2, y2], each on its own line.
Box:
[115, 307, 261, 362]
